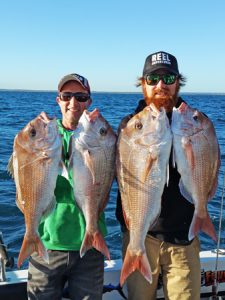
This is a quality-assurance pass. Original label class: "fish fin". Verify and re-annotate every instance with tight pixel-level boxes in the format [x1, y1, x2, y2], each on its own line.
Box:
[7, 154, 14, 178]
[80, 231, 110, 260]
[184, 139, 195, 169]
[68, 134, 73, 157]
[42, 197, 56, 220]
[188, 213, 217, 242]
[172, 145, 176, 168]
[17, 234, 49, 269]
[19, 155, 48, 169]
[207, 166, 219, 200]
[207, 179, 218, 201]
[140, 156, 154, 183]
[122, 208, 130, 230]
[99, 191, 110, 213]
[207, 153, 220, 200]
[120, 249, 152, 286]
[59, 138, 71, 180]
[179, 181, 193, 204]
[15, 192, 25, 213]
[149, 210, 161, 230]
[166, 163, 170, 186]
[83, 150, 96, 183]
[67, 135, 74, 169]
[60, 160, 69, 179]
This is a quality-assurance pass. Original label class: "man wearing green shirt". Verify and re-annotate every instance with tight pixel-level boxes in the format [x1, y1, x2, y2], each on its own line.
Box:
[27, 73, 107, 300]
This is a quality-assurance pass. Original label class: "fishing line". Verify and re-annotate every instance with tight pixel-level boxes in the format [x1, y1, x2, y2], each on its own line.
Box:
[212, 171, 225, 298]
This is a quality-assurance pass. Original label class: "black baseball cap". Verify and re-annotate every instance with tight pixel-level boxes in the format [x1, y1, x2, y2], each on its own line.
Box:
[143, 51, 179, 76]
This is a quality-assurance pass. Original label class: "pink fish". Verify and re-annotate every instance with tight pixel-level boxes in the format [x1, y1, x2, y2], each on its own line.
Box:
[116, 104, 172, 286]
[171, 102, 220, 242]
[8, 112, 62, 268]
[70, 109, 116, 259]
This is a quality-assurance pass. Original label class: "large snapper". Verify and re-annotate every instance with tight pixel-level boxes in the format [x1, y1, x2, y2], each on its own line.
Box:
[171, 102, 220, 242]
[8, 112, 62, 268]
[117, 104, 172, 286]
[70, 109, 116, 259]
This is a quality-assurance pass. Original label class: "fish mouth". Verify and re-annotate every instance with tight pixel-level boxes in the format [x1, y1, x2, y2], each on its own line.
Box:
[38, 112, 54, 123]
[177, 102, 188, 112]
[172, 103, 187, 124]
[149, 103, 159, 114]
[146, 103, 160, 118]
[84, 108, 100, 122]
[148, 103, 166, 115]
[148, 103, 167, 126]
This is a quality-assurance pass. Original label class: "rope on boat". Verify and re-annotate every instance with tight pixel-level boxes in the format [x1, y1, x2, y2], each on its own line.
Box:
[212, 171, 225, 298]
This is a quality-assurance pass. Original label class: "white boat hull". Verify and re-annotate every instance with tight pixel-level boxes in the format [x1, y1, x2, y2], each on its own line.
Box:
[1, 250, 225, 300]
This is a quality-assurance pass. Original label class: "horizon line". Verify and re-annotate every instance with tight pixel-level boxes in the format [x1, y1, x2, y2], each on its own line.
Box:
[0, 88, 225, 95]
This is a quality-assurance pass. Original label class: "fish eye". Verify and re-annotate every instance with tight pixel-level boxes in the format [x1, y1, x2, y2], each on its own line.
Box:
[135, 121, 143, 130]
[193, 114, 199, 121]
[30, 128, 36, 137]
[99, 127, 107, 136]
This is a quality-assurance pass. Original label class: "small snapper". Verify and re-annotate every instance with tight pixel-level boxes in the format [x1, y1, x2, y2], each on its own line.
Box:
[116, 104, 172, 286]
[8, 112, 62, 268]
[171, 102, 220, 242]
[69, 109, 117, 259]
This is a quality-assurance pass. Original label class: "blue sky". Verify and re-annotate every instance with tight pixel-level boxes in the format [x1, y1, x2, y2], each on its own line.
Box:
[1, 0, 225, 93]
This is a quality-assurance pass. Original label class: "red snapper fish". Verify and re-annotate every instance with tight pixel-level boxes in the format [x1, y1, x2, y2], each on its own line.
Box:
[171, 102, 220, 242]
[116, 104, 172, 286]
[69, 109, 117, 260]
[8, 112, 62, 268]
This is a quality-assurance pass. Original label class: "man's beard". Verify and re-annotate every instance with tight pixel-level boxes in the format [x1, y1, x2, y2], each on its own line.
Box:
[145, 87, 179, 112]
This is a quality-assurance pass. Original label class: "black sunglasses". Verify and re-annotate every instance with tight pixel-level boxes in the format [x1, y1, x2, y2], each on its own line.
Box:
[59, 92, 90, 102]
[146, 74, 177, 86]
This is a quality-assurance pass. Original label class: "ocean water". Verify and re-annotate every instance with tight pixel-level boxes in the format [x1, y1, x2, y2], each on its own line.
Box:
[0, 90, 224, 270]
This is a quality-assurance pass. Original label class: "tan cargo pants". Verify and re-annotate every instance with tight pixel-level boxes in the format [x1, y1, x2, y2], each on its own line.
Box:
[122, 231, 201, 300]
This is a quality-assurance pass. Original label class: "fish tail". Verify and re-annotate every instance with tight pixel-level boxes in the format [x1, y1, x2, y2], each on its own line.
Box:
[120, 249, 152, 286]
[202, 214, 217, 242]
[17, 234, 49, 268]
[188, 213, 217, 242]
[80, 231, 110, 260]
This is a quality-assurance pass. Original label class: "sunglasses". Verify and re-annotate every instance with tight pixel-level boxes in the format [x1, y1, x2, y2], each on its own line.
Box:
[59, 92, 90, 102]
[146, 74, 177, 86]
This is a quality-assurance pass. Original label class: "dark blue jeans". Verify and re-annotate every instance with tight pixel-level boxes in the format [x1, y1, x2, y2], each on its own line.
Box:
[27, 249, 104, 300]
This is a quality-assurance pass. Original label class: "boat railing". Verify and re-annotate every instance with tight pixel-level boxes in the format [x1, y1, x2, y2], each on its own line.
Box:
[0, 232, 14, 282]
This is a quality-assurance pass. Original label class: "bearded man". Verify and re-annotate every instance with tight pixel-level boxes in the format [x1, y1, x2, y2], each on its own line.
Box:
[116, 51, 201, 300]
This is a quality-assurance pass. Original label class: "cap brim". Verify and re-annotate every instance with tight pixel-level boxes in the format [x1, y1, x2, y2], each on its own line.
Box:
[58, 78, 88, 93]
[143, 66, 179, 76]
